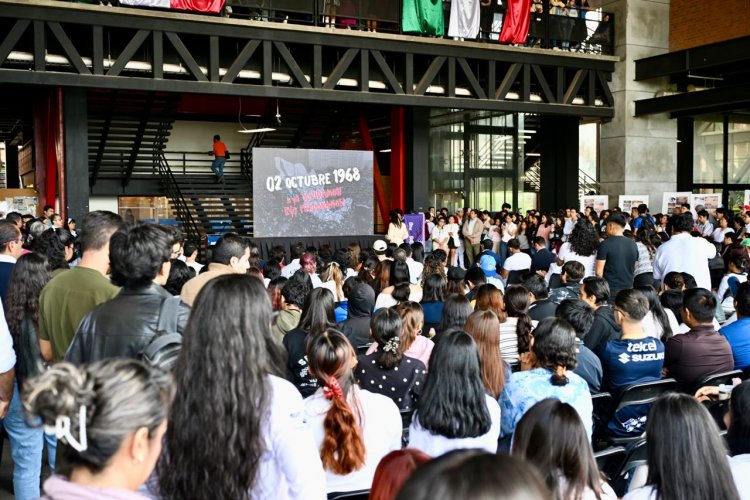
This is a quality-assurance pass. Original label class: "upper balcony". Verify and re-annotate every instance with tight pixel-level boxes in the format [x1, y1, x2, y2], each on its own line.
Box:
[0, 0, 618, 118]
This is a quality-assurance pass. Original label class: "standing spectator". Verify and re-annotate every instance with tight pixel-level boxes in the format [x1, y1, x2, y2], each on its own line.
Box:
[180, 233, 251, 306]
[430, 216, 450, 252]
[461, 209, 483, 266]
[164, 259, 194, 296]
[182, 241, 204, 275]
[530, 236, 556, 274]
[501, 238, 532, 282]
[24, 360, 172, 499]
[556, 299, 602, 392]
[500, 318, 593, 439]
[556, 219, 598, 279]
[664, 288, 734, 390]
[408, 330, 501, 456]
[500, 213, 518, 266]
[0, 221, 24, 303]
[209, 134, 228, 182]
[720, 282, 750, 370]
[39, 211, 123, 363]
[596, 212, 639, 298]
[304, 329, 401, 495]
[633, 228, 658, 287]
[600, 289, 665, 437]
[386, 209, 409, 246]
[549, 261, 585, 305]
[157, 275, 326, 499]
[623, 394, 741, 500]
[654, 212, 717, 290]
[356, 308, 426, 411]
[65, 223, 190, 364]
[578, 277, 620, 353]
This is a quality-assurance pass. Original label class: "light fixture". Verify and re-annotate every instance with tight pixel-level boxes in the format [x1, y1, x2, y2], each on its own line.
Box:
[380, 149, 392, 153]
[238, 127, 277, 134]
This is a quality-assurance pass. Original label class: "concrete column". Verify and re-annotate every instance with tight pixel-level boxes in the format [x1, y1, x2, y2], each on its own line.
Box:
[405, 107, 430, 212]
[599, 0, 677, 206]
[540, 115, 579, 213]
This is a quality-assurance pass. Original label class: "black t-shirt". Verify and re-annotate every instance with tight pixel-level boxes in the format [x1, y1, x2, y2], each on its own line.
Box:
[531, 248, 557, 273]
[596, 236, 638, 294]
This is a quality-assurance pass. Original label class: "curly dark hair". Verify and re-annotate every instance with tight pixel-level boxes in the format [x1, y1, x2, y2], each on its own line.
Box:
[5, 252, 52, 341]
[32, 228, 72, 271]
[568, 219, 599, 257]
[157, 275, 286, 499]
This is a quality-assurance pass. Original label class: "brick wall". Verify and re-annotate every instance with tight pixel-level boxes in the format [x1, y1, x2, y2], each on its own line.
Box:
[670, 0, 750, 51]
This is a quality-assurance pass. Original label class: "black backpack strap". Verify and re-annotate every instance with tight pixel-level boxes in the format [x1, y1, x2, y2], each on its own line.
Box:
[157, 296, 182, 336]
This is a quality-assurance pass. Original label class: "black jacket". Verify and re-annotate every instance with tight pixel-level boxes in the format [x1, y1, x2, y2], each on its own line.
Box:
[529, 298, 557, 322]
[65, 284, 190, 364]
[585, 305, 621, 356]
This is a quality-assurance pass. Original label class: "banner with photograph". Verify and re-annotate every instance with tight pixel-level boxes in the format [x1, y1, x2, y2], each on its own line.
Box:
[580, 195, 609, 213]
[662, 192, 691, 215]
[252, 148, 374, 238]
[690, 193, 721, 215]
[618, 195, 650, 214]
[404, 213, 425, 245]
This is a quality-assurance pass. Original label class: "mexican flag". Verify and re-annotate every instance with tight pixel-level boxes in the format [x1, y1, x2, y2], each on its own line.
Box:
[118, 0, 225, 14]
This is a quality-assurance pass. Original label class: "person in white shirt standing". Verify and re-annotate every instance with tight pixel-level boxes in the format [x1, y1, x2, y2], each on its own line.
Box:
[563, 207, 578, 242]
[501, 239, 532, 282]
[304, 328, 401, 494]
[653, 213, 717, 291]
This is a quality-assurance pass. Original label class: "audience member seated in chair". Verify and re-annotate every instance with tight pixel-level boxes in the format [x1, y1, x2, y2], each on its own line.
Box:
[512, 399, 617, 499]
[369, 449, 430, 500]
[366, 301, 434, 367]
[341, 277, 376, 348]
[500, 317, 593, 440]
[523, 273, 556, 321]
[599, 289, 665, 438]
[556, 298, 603, 393]
[623, 393, 741, 500]
[408, 330, 501, 456]
[664, 288, 734, 391]
[304, 328, 401, 495]
[356, 308, 427, 411]
[579, 277, 621, 355]
[720, 281, 750, 371]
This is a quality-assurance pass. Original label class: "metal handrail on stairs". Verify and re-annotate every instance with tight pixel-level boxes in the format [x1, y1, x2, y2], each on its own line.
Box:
[155, 151, 203, 245]
[240, 131, 267, 181]
[524, 162, 601, 196]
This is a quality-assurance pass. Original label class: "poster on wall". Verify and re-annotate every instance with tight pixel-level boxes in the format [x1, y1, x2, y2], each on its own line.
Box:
[404, 213, 425, 245]
[252, 148, 374, 238]
[618, 195, 650, 214]
[690, 193, 721, 215]
[580, 195, 609, 213]
[662, 192, 691, 215]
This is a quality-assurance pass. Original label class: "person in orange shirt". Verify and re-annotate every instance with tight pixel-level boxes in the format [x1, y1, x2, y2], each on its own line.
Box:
[210, 134, 228, 182]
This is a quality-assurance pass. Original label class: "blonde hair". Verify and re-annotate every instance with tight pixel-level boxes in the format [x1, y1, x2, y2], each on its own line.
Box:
[321, 262, 344, 301]
[395, 301, 424, 353]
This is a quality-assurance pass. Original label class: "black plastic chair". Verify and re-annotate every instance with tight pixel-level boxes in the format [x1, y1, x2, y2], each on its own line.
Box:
[691, 370, 743, 395]
[506, 269, 529, 285]
[591, 391, 613, 439]
[355, 343, 372, 356]
[693, 370, 742, 430]
[594, 446, 627, 482]
[597, 378, 677, 446]
[400, 408, 413, 447]
[328, 490, 370, 500]
[611, 439, 647, 497]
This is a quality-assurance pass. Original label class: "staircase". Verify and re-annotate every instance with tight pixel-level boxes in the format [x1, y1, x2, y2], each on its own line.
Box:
[524, 161, 601, 196]
[88, 90, 180, 186]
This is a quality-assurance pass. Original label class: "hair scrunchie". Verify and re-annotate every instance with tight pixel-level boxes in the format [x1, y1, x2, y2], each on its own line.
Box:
[323, 378, 344, 401]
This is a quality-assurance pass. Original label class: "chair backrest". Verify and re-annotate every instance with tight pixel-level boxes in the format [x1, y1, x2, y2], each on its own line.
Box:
[612, 439, 648, 497]
[355, 343, 373, 356]
[328, 490, 370, 500]
[594, 446, 627, 481]
[614, 378, 677, 413]
[506, 269, 529, 285]
[591, 391, 613, 434]
[693, 370, 744, 393]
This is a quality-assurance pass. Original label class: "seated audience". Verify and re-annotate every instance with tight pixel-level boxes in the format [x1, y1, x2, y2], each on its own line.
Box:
[408, 330, 501, 455]
[464, 310, 506, 399]
[272, 270, 311, 340]
[366, 301, 434, 367]
[556, 298, 603, 392]
[724, 380, 750, 495]
[285, 288, 350, 397]
[500, 317, 593, 439]
[499, 285, 535, 366]
[523, 273, 556, 321]
[530, 236, 557, 273]
[578, 277, 620, 354]
[180, 233, 251, 306]
[24, 359, 172, 499]
[342, 277, 376, 348]
[396, 450, 550, 500]
[304, 328, 401, 495]
[548, 261, 585, 304]
[512, 399, 617, 499]
[369, 449, 431, 500]
[720, 282, 750, 370]
[357, 308, 426, 411]
[164, 258, 194, 296]
[600, 289, 665, 437]
[158, 275, 325, 499]
[420, 273, 446, 326]
[375, 259, 423, 310]
[636, 285, 676, 342]
[716, 250, 748, 317]
[623, 393, 741, 500]
[664, 288, 734, 390]
[435, 293, 472, 339]
[501, 238, 532, 281]
[266, 276, 287, 311]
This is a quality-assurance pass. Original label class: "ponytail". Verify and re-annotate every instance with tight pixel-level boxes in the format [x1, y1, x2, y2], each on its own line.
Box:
[516, 312, 533, 354]
[391, 281, 411, 303]
[320, 377, 366, 475]
[550, 364, 570, 387]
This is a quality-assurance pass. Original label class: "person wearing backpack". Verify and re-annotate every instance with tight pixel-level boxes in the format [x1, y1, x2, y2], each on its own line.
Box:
[65, 223, 190, 366]
[631, 203, 655, 235]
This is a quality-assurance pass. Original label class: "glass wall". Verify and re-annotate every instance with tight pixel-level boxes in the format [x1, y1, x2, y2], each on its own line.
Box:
[693, 116, 724, 185]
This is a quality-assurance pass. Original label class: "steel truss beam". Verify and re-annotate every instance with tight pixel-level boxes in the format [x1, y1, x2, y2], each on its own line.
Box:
[0, 0, 615, 117]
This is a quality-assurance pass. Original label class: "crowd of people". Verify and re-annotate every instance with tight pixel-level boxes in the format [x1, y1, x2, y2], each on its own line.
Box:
[0, 200, 749, 499]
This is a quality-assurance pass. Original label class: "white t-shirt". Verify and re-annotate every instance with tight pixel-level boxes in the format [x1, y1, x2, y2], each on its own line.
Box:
[502, 223, 518, 243]
[0, 301, 15, 373]
[716, 273, 748, 315]
[713, 227, 734, 244]
[304, 387, 401, 494]
[502, 252, 532, 272]
[408, 394, 501, 456]
[281, 259, 302, 278]
[374, 287, 423, 310]
[653, 233, 717, 290]
[406, 259, 424, 285]
[557, 242, 597, 278]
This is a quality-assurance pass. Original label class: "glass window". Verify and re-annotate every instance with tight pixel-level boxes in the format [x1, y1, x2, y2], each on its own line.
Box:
[693, 116, 724, 184]
[729, 116, 750, 184]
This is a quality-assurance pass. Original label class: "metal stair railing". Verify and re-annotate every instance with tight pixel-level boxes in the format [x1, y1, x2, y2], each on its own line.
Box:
[523, 162, 601, 196]
[240, 131, 267, 181]
[155, 151, 203, 244]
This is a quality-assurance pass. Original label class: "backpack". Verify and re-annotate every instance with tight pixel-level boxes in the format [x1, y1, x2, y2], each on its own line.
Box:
[141, 296, 183, 371]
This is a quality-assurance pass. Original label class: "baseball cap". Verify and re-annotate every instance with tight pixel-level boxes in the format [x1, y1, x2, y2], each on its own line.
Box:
[373, 239, 387, 252]
[741, 238, 750, 248]
[479, 255, 498, 277]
